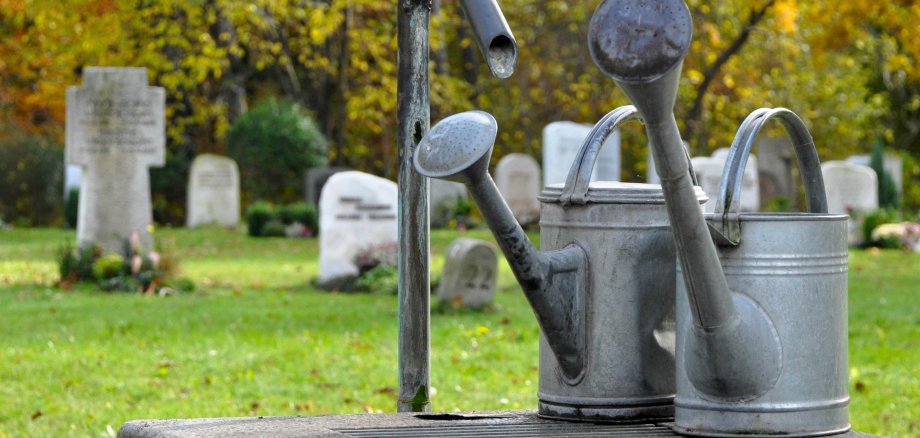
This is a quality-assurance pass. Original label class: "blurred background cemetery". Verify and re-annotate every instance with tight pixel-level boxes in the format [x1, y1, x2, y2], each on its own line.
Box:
[1, 1, 919, 437]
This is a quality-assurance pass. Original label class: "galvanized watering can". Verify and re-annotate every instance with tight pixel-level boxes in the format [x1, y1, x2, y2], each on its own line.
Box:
[413, 107, 706, 422]
[588, 0, 849, 435]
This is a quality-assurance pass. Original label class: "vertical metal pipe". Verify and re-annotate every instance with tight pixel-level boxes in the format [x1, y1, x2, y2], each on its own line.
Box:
[396, 0, 431, 413]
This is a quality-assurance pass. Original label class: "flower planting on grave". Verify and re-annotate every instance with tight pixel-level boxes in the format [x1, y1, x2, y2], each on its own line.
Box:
[861, 208, 920, 251]
[245, 201, 318, 238]
[56, 231, 194, 294]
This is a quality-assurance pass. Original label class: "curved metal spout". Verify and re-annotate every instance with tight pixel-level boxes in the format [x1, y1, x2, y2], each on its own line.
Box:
[589, 0, 781, 400]
[414, 111, 588, 382]
[460, 0, 518, 79]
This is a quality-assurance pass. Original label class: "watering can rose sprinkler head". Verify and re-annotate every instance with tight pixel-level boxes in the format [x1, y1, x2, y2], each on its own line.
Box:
[414, 111, 589, 383]
[588, 0, 782, 400]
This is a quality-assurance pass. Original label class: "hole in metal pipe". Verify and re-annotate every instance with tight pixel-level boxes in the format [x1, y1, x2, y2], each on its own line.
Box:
[487, 35, 516, 79]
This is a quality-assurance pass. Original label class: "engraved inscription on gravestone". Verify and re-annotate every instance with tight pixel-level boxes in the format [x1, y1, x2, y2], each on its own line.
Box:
[66, 67, 165, 253]
[437, 238, 498, 308]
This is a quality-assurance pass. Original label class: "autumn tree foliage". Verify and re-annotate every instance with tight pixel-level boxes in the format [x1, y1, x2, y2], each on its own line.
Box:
[0, 0, 917, 186]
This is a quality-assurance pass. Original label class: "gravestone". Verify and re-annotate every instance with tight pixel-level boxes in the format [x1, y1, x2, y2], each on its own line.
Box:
[690, 157, 724, 213]
[821, 160, 878, 245]
[756, 137, 795, 205]
[712, 148, 760, 211]
[66, 67, 165, 253]
[317, 171, 398, 286]
[64, 165, 81, 199]
[429, 179, 468, 228]
[822, 161, 879, 214]
[495, 153, 541, 225]
[437, 238, 498, 308]
[542, 121, 621, 186]
[304, 166, 349, 205]
[847, 154, 903, 195]
[186, 154, 240, 228]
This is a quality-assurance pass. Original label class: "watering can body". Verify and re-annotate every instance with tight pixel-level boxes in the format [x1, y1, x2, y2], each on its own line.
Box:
[674, 212, 849, 436]
[537, 181, 698, 421]
[669, 108, 851, 436]
[413, 107, 705, 422]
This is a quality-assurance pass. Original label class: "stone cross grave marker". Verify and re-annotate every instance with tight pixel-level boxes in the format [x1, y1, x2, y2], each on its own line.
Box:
[186, 154, 240, 228]
[317, 171, 398, 286]
[495, 153, 542, 225]
[66, 67, 165, 253]
[822, 160, 878, 245]
[437, 238, 498, 308]
[543, 121, 621, 186]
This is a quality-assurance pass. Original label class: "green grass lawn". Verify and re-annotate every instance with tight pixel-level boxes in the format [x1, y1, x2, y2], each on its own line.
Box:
[1, 227, 918, 437]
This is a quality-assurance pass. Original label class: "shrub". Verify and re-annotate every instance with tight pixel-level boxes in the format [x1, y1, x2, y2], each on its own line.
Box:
[861, 209, 902, 247]
[870, 142, 900, 210]
[65, 188, 80, 228]
[151, 152, 192, 226]
[245, 201, 274, 237]
[261, 220, 287, 237]
[278, 201, 318, 231]
[0, 133, 64, 226]
[355, 265, 399, 294]
[226, 99, 328, 206]
[93, 254, 125, 280]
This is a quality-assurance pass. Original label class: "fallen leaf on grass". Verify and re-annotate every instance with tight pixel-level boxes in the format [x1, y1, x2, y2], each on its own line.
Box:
[31, 410, 43, 420]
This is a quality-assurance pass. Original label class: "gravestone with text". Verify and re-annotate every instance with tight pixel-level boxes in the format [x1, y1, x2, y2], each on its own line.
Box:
[437, 238, 498, 308]
[317, 171, 398, 286]
[543, 121, 621, 186]
[495, 153, 542, 225]
[186, 154, 240, 228]
[66, 67, 165, 253]
[822, 160, 878, 245]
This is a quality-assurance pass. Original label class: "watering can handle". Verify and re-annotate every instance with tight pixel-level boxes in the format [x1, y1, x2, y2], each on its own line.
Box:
[711, 107, 829, 245]
[559, 106, 640, 205]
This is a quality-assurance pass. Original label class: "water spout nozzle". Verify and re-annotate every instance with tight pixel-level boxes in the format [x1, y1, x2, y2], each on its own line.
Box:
[415, 111, 588, 382]
[460, 0, 518, 79]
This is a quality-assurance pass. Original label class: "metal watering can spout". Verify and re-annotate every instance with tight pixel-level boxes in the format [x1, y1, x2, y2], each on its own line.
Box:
[413, 111, 589, 382]
[588, 0, 781, 399]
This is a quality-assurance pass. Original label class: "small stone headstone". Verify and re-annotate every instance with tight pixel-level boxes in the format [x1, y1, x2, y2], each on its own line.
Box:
[429, 179, 468, 228]
[304, 166, 349, 205]
[821, 160, 878, 245]
[756, 137, 795, 204]
[712, 148, 760, 212]
[437, 238, 498, 308]
[495, 153, 542, 225]
[186, 154, 240, 228]
[542, 121, 621, 186]
[66, 67, 165, 253]
[690, 157, 724, 212]
[822, 161, 879, 214]
[847, 154, 903, 195]
[317, 171, 398, 286]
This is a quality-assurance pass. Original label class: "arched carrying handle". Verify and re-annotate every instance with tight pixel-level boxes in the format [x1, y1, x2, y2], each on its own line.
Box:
[711, 107, 828, 246]
[559, 106, 640, 205]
